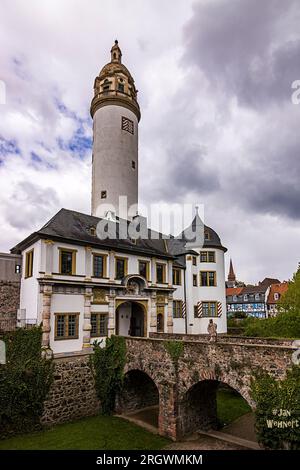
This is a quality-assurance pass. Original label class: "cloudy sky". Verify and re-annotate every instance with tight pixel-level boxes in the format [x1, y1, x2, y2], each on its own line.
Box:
[0, 0, 299, 283]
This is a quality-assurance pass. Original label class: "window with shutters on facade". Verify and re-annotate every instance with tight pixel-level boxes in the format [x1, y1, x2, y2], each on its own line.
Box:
[202, 302, 218, 317]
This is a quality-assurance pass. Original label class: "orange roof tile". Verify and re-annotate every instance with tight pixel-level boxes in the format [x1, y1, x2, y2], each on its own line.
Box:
[226, 287, 243, 296]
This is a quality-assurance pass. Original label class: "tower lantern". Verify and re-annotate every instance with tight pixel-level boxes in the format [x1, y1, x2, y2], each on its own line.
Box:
[90, 40, 140, 218]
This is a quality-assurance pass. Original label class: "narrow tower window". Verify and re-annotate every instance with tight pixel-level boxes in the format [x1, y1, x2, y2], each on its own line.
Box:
[132, 161, 136, 169]
[101, 190, 107, 199]
[121, 116, 134, 134]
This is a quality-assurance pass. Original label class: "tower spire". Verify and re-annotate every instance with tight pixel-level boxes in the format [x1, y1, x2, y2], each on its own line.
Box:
[228, 258, 236, 283]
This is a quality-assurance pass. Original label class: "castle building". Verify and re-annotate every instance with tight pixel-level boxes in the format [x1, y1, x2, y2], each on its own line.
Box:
[10, 42, 227, 355]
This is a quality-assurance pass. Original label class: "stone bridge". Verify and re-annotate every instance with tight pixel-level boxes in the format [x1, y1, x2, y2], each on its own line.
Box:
[116, 334, 297, 440]
[42, 334, 297, 441]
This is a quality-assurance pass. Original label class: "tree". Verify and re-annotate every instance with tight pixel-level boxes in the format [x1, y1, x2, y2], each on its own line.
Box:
[279, 271, 300, 314]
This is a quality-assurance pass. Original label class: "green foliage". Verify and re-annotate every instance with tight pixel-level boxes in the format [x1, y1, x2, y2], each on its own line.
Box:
[0, 415, 170, 450]
[217, 387, 251, 427]
[164, 340, 184, 364]
[243, 311, 300, 339]
[279, 271, 300, 314]
[90, 336, 126, 415]
[0, 327, 54, 438]
[251, 366, 300, 449]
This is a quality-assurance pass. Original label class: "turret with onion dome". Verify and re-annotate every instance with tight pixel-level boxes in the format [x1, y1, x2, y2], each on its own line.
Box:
[90, 40, 140, 121]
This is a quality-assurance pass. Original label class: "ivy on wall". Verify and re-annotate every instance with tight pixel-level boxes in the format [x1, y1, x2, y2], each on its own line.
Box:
[164, 340, 184, 365]
[251, 366, 300, 449]
[0, 327, 54, 438]
[90, 336, 126, 415]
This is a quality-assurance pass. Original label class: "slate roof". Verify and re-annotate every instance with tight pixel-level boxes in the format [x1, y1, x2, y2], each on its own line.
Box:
[10, 208, 227, 266]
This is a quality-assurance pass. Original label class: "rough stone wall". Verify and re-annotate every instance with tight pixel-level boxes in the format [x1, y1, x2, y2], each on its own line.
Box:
[42, 353, 100, 426]
[178, 380, 219, 435]
[124, 336, 297, 439]
[116, 370, 159, 413]
[0, 281, 20, 330]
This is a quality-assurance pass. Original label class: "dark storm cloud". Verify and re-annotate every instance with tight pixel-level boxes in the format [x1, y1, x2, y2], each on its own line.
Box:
[160, 147, 220, 201]
[182, 0, 300, 109]
[233, 136, 300, 219]
[175, 0, 300, 222]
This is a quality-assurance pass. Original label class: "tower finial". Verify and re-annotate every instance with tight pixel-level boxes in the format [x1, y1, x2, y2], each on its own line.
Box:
[111, 39, 122, 63]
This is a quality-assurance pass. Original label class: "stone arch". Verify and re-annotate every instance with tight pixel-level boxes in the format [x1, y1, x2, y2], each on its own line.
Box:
[116, 368, 160, 426]
[177, 377, 253, 437]
[116, 301, 148, 337]
[179, 367, 253, 408]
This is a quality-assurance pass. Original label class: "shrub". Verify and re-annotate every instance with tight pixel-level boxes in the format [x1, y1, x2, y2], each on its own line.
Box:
[243, 311, 300, 338]
[251, 366, 300, 449]
[0, 327, 53, 438]
[90, 336, 126, 415]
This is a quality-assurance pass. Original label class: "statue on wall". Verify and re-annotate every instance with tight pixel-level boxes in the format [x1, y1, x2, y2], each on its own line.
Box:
[207, 319, 217, 342]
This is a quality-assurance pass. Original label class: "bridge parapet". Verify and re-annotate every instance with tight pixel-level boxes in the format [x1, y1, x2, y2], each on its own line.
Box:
[150, 332, 295, 347]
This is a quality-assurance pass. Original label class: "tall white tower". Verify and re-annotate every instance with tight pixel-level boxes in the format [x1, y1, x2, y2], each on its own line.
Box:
[90, 40, 141, 218]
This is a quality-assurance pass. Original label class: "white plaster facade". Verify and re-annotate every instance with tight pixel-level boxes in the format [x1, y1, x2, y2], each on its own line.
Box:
[17, 234, 227, 355]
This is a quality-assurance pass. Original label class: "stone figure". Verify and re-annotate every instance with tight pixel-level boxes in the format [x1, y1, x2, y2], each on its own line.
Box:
[207, 319, 217, 342]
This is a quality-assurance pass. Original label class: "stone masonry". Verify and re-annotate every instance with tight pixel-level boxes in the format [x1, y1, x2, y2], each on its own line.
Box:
[41, 336, 297, 440]
[42, 353, 99, 426]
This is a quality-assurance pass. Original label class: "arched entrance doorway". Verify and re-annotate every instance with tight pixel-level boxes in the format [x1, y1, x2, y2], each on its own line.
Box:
[116, 370, 159, 428]
[178, 380, 252, 438]
[116, 301, 147, 337]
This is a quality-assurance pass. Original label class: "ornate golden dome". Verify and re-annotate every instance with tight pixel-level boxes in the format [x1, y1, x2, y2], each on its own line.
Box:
[90, 40, 140, 121]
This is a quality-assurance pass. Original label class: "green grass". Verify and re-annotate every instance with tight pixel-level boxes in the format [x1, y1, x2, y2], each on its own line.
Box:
[0, 415, 169, 450]
[217, 388, 251, 427]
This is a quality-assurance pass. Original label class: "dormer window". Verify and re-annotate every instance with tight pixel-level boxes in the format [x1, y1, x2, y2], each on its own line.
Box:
[90, 226, 97, 237]
[204, 231, 210, 241]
